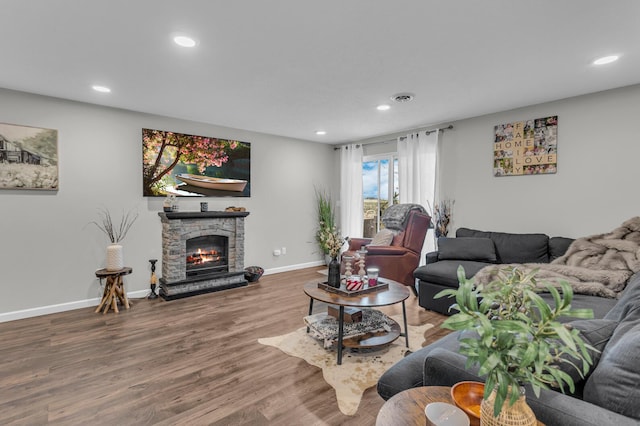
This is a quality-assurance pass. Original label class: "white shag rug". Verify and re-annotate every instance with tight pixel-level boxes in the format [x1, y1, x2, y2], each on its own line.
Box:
[258, 315, 433, 415]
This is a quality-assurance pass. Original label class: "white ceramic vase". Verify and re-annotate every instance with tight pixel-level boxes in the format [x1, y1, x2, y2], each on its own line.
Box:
[106, 243, 124, 271]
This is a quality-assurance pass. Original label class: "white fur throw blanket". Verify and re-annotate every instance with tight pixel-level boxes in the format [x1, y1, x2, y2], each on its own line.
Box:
[474, 217, 640, 298]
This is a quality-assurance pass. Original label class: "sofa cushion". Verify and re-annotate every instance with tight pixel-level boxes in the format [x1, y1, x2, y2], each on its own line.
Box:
[552, 319, 617, 391]
[549, 236, 574, 261]
[604, 272, 640, 322]
[583, 316, 640, 420]
[369, 228, 394, 246]
[456, 227, 491, 238]
[456, 227, 549, 263]
[437, 237, 497, 263]
[414, 260, 490, 288]
[542, 293, 617, 321]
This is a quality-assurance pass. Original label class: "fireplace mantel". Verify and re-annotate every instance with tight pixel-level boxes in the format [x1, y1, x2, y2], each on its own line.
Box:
[159, 211, 250, 220]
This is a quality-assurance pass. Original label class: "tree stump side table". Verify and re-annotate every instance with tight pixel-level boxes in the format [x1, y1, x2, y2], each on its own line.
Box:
[95, 267, 133, 314]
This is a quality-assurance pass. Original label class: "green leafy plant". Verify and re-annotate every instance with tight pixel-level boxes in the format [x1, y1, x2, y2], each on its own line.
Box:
[315, 187, 340, 256]
[436, 266, 595, 416]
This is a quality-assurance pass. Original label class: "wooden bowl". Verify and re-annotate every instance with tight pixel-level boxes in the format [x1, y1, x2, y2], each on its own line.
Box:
[451, 381, 484, 425]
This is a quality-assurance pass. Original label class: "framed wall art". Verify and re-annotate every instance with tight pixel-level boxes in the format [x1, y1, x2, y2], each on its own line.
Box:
[0, 122, 58, 190]
[142, 128, 251, 197]
[493, 116, 557, 177]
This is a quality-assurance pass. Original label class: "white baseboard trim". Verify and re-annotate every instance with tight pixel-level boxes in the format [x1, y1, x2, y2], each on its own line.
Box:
[1, 261, 325, 323]
[263, 260, 324, 276]
[0, 289, 149, 323]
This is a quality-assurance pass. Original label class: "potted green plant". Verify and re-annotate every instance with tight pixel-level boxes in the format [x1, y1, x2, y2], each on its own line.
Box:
[314, 187, 346, 287]
[436, 266, 595, 424]
[315, 187, 337, 259]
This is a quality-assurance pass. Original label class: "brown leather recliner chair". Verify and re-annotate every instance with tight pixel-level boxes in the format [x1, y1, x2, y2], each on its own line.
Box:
[344, 205, 431, 295]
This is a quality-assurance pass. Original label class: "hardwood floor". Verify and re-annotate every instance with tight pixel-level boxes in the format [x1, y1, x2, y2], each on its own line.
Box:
[0, 267, 450, 425]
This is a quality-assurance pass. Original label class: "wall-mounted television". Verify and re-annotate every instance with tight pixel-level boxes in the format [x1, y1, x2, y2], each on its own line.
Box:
[142, 128, 250, 197]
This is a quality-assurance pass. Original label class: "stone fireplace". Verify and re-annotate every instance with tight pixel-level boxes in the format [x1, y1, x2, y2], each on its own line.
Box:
[158, 211, 249, 300]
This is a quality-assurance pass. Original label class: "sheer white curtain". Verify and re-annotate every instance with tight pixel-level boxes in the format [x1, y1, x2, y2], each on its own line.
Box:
[339, 144, 363, 239]
[397, 130, 439, 253]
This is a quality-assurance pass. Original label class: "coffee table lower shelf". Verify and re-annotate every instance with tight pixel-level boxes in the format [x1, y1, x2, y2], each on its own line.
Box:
[341, 320, 401, 349]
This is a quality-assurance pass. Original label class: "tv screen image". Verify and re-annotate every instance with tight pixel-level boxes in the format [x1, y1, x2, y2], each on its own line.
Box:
[142, 128, 250, 197]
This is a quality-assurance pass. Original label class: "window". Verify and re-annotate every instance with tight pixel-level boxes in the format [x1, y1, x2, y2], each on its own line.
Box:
[362, 155, 398, 238]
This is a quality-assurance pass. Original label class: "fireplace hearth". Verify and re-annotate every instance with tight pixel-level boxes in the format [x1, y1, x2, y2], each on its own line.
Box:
[158, 211, 249, 300]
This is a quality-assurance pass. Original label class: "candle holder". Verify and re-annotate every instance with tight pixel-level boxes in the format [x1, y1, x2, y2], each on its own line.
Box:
[147, 259, 158, 299]
[367, 267, 379, 287]
[343, 255, 354, 279]
[357, 246, 367, 280]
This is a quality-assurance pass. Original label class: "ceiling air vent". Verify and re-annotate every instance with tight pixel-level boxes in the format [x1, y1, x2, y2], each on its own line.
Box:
[391, 93, 415, 103]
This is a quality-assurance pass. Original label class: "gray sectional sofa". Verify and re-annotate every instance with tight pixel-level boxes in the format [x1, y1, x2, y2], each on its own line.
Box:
[378, 227, 640, 425]
[414, 228, 576, 315]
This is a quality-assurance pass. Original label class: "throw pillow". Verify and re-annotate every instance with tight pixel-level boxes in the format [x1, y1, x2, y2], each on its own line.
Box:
[437, 237, 497, 263]
[369, 229, 394, 246]
[456, 228, 550, 263]
[549, 236, 574, 261]
[551, 318, 618, 389]
[583, 321, 640, 420]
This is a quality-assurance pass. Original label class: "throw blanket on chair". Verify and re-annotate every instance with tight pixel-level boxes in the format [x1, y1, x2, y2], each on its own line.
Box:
[474, 217, 640, 298]
[382, 203, 427, 231]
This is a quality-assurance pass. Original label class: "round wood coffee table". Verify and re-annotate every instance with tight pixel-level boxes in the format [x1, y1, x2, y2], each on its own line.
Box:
[377, 386, 544, 426]
[376, 386, 455, 426]
[303, 278, 411, 365]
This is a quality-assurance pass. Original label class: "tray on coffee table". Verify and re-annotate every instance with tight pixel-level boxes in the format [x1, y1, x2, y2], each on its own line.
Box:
[317, 281, 388, 296]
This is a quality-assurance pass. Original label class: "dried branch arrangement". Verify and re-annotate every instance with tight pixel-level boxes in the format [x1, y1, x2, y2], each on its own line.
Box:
[434, 199, 454, 238]
[92, 207, 139, 244]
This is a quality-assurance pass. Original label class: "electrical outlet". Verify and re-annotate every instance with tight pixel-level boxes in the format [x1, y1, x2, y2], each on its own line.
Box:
[273, 249, 281, 256]
[281, 247, 287, 255]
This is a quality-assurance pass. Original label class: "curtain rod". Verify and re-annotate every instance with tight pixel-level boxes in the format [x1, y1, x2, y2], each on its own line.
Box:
[399, 124, 454, 140]
[334, 124, 453, 149]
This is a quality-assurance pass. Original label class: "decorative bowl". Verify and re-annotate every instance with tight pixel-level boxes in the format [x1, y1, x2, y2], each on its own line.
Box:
[450, 381, 484, 425]
[244, 266, 264, 282]
[425, 402, 469, 426]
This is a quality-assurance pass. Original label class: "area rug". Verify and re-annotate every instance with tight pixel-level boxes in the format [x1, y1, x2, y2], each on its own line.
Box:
[258, 315, 433, 415]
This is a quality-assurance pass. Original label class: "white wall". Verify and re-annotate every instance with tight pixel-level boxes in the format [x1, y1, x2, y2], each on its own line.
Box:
[439, 84, 640, 238]
[0, 88, 336, 318]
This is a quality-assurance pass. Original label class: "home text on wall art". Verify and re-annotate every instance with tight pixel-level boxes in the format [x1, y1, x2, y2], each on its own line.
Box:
[0, 122, 58, 190]
[493, 116, 557, 177]
[142, 128, 251, 197]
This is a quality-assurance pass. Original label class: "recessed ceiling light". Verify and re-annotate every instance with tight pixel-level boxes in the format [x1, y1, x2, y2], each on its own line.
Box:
[174, 35, 197, 48]
[92, 85, 111, 93]
[315, 130, 327, 136]
[391, 93, 415, 103]
[377, 104, 391, 111]
[593, 55, 619, 65]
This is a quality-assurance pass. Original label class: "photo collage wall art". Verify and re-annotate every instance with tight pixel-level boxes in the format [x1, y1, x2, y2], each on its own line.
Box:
[493, 116, 557, 177]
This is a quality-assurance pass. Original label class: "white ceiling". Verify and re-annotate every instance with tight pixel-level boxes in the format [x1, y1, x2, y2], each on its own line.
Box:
[1, 1, 639, 144]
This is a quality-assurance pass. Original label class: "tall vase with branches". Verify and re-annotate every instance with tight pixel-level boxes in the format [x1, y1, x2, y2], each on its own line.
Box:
[92, 207, 138, 271]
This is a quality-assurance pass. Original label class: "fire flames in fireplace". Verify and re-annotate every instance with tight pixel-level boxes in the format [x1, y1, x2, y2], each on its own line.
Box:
[185, 235, 229, 277]
[186, 248, 221, 266]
